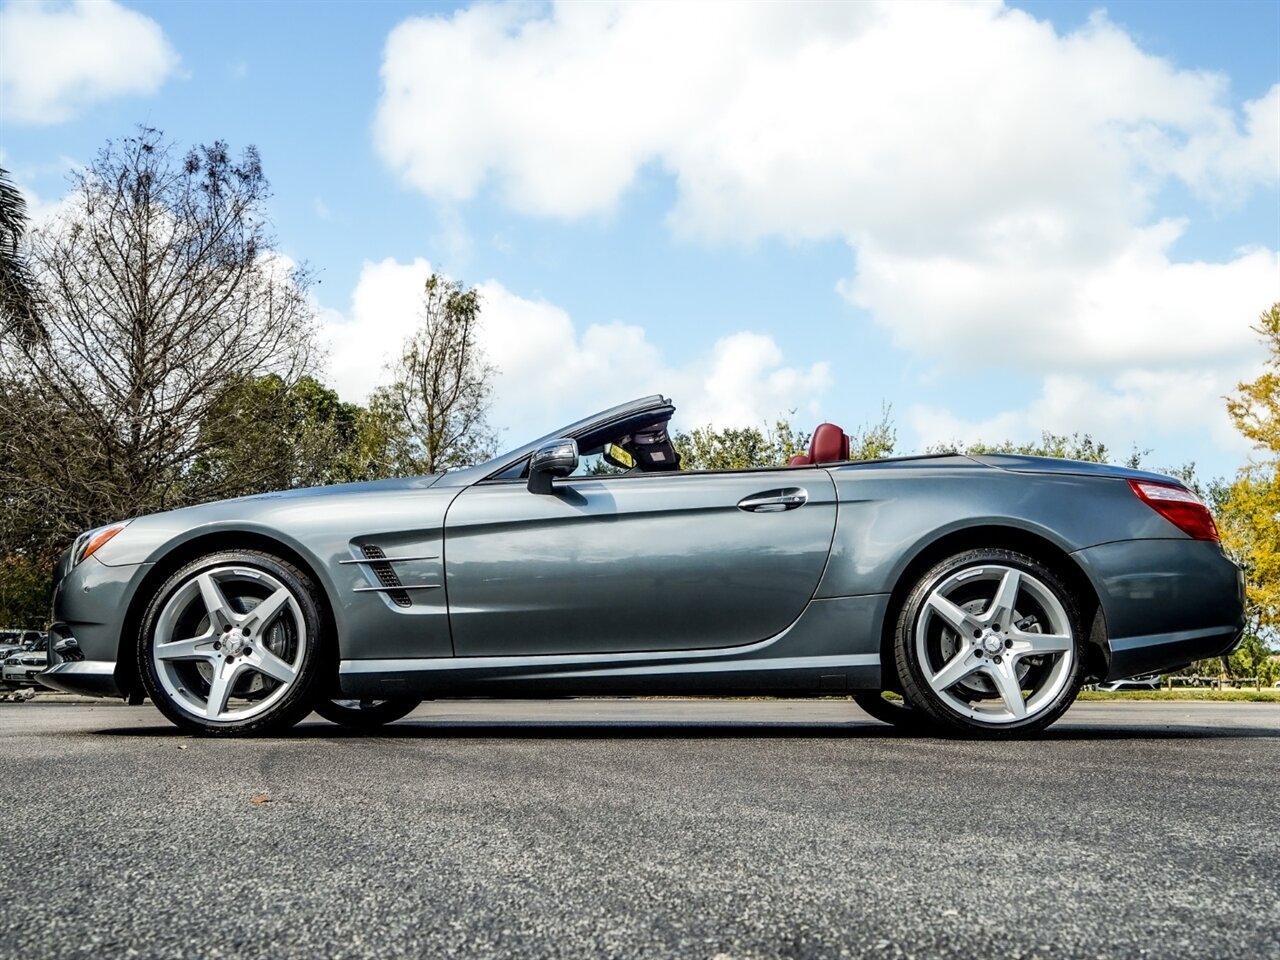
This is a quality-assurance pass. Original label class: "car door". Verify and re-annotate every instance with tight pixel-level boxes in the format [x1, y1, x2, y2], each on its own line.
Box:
[443, 468, 837, 656]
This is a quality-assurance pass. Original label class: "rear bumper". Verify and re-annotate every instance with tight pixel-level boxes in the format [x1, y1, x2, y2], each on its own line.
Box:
[1104, 626, 1241, 681]
[1073, 539, 1245, 681]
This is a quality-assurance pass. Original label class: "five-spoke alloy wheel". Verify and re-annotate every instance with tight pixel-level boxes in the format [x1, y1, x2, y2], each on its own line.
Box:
[895, 548, 1084, 737]
[139, 550, 324, 736]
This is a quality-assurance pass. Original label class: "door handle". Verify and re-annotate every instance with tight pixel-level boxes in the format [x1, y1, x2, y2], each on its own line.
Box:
[737, 488, 808, 513]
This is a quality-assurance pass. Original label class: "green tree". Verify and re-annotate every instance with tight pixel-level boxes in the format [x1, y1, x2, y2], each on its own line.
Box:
[848, 406, 897, 461]
[1209, 303, 1280, 680]
[675, 407, 895, 471]
[0, 553, 55, 630]
[675, 419, 809, 470]
[928, 431, 1146, 467]
[187, 375, 369, 500]
[1226, 304, 1280, 454]
[0, 165, 42, 345]
[372, 274, 498, 474]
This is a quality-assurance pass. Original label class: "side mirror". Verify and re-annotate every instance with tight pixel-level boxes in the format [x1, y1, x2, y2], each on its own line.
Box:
[528, 438, 579, 494]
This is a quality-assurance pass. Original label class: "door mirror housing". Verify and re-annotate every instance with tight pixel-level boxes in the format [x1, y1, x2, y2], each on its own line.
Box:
[528, 438, 579, 494]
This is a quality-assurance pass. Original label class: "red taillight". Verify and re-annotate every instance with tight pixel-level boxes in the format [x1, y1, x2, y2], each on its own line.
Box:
[1128, 480, 1219, 541]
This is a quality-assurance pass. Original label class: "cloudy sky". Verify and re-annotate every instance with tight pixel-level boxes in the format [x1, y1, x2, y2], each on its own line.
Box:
[2, 0, 1277, 478]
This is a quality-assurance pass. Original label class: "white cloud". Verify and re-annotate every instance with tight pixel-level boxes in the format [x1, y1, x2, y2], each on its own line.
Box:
[375, 2, 1276, 237]
[373, 1, 1280, 460]
[845, 223, 1280, 372]
[320, 258, 829, 443]
[909, 365, 1257, 466]
[429, 206, 473, 272]
[478, 284, 831, 436]
[320, 257, 435, 404]
[0, 0, 178, 124]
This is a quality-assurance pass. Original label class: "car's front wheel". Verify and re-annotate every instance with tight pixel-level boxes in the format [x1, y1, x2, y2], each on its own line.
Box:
[313, 698, 422, 728]
[138, 550, 324, 736]
[895, 548, 1084, 738]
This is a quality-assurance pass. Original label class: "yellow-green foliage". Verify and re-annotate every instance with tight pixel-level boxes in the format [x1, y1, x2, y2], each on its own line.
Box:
[1226, 304, 1280, 455]
[1218, 469, 1280, 637]
[1220, 304, 1280, 647]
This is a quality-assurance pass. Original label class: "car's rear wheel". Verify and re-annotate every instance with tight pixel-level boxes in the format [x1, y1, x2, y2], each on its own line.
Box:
[895, 548, 1084, 738]
[313, 698, 421, 727]
[138, 550, 324, 736]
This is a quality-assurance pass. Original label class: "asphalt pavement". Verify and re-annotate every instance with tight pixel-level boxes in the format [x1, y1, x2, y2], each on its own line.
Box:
[2, 698, 1277, 960]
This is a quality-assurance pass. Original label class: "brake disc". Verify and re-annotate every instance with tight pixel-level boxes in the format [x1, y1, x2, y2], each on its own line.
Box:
[193, 600, 294, 702]
[938, 599, 1040, 698]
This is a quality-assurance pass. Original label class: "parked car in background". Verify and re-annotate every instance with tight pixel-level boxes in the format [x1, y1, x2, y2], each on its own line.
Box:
[0, 629, 34, 660]
[1, 631, 44, 664]
[3, 634, 49, 688]
[0, 630, 45, 650]
[1092, 673, 1161, 692]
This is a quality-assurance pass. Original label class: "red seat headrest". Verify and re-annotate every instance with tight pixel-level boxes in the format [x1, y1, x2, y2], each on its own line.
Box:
[809, 422, 849, 464]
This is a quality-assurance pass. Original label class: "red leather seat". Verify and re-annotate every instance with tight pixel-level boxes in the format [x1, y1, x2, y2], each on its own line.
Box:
[788, 422, 849, 466]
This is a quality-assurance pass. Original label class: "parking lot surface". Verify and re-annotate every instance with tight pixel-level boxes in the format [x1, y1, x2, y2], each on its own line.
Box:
[2, 699, 1277, 960]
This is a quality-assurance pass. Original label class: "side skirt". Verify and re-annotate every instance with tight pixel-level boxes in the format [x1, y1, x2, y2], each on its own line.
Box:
[339, 595, 886, 699]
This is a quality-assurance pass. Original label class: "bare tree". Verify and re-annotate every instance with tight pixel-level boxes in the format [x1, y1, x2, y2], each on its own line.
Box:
[373, 274, 497, 474]
[0, 127, 317, 553]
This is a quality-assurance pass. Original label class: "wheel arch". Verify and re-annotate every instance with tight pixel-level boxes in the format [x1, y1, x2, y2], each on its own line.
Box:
[115, 529, 340, 703]
[877, 524, 1108, 691]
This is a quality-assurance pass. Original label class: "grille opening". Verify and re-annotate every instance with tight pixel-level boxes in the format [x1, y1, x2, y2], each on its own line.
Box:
[362, 544, 412, 607]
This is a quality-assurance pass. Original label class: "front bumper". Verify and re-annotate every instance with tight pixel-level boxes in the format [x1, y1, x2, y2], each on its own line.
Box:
[44, 553, 151, 699]
[38, 659, 121, 696]
[40, 623, 123, 697]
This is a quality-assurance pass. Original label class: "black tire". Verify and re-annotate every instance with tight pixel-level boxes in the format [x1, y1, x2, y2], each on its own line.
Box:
[313, 698, 422, 728]
[138, 550, 326, 736]
[851, 691, 935, 733]
[895, 548, 1085, 738]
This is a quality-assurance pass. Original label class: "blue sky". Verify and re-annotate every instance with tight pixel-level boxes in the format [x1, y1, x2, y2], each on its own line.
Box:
[1, 0, 1277, 480]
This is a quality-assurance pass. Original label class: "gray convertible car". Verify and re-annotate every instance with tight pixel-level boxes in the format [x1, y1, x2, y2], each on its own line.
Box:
[41, 395, 1244, 737]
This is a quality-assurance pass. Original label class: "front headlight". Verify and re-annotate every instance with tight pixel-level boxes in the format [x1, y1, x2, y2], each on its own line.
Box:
[72, 521, 132, 567]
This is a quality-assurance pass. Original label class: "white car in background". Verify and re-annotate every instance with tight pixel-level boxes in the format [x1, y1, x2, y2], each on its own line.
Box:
[3, 635, 48, 688]
[1092, 673, 1161, 692]
[0, 629, 36, 660]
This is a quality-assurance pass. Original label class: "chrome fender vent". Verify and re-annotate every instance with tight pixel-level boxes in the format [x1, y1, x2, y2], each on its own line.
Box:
[361, 544, 412, 608]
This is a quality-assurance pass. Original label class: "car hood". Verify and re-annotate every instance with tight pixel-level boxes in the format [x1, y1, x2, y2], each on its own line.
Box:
[149, 472, 447, 524]
[223, 473, 445, 504]
[84, 473, 447, 568]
